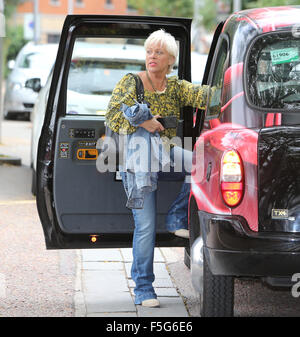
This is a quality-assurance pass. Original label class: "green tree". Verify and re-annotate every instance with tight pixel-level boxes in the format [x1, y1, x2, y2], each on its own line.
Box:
[245, 0, 300, 9]
[4, 0, 21, 18]
[128, 0, 194, 17]
[5, 25, 27, 62]
[199, 0, 218, 32]
[3, 0, 28, 76]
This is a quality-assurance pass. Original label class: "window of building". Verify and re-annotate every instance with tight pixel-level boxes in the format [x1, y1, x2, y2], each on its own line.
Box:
[49, 0, 60, 6]
[75, 0, 84, 7]
[105, 0, 114, 9]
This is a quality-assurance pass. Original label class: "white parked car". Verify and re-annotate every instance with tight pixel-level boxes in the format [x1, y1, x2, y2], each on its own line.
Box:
[30, 41, 146, 194]
[3, 42, 58, 120]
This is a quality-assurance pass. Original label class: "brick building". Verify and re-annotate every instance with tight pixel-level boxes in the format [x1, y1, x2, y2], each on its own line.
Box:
[14, 0, 130, 43]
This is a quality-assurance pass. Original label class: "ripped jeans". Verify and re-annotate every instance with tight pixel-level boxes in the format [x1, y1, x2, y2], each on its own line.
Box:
[120, 146, 192, 304]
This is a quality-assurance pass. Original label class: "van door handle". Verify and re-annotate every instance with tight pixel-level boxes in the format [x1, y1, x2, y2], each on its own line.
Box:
[77, 148, 98, 160]
[206, 162, 212, 182]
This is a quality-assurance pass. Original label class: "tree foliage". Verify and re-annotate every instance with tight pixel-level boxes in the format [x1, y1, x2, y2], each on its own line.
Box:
[129, 0, 300, 33]
[4, 0, 21, 18]
[3, 0, 28, 77]
[245, 0, 300, 9]
[5, 25, 27, 62]
[199, 0, 218, 32]
[128, 0, 194, 18]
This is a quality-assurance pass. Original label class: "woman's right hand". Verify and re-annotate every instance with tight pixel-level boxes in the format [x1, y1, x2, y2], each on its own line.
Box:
[139, 115, 165, 133]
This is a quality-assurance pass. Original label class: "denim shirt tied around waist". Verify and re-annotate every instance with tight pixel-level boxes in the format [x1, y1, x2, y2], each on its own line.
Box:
[121, 102, 171, 209]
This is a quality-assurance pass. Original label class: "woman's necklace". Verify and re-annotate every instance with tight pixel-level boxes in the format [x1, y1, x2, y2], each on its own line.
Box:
[146, 70, 167, 93]
[146, 71, 167, 117]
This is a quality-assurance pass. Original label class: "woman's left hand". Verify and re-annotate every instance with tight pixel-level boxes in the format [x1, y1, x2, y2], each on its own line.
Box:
[139, 115, 165, 133]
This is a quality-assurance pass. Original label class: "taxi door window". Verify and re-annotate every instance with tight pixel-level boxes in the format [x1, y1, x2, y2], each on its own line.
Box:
[206, 39, 228, 119]
[66, 38, 178, 116]
[66, 38, 146, 116]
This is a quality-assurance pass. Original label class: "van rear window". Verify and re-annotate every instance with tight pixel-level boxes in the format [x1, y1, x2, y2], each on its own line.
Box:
[247, 32, 300, 110]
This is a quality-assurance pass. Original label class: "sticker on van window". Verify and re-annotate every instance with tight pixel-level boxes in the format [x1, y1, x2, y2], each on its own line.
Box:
[270, 47, 299, 65]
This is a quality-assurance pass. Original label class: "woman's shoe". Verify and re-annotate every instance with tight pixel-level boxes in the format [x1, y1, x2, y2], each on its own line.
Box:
[141, 298, 160, 307]
[173, 229, 189, 239]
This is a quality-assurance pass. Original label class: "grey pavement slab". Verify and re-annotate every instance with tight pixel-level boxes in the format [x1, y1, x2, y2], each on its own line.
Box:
[121, 248, 165, 262]
[129, 287, 179, 297]
[155, 288, 179, 297]
[82, 270, 129, 293]
[82, 270, 136, 314]
[136, 297, 189, 317]
[0, 166, 35, 202]
[82, 261, 124, 271]
[84, 291, 136, 314]
[128, 277, 174, 288]
[125, 262, 171, 279]
[82, 248, 123, 262]
[78, 248, 190, 317]
[87, 312, 138, 317]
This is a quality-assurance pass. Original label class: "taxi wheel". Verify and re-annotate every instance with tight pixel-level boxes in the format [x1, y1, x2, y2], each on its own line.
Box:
[201, 252, 234, 317]
[188, 198, 200, 270]
[189, 197, 234, 317]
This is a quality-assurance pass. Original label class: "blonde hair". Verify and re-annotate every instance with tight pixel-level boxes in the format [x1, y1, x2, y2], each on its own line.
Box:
[144, 29, 178, 74]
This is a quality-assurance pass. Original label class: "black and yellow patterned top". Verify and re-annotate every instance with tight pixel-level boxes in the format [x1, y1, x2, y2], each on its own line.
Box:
[105, 73, 209, 138]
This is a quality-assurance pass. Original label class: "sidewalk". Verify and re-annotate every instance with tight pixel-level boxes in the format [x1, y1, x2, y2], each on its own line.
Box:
[75, 248, 190, 317]
[0, 120, 31, 167]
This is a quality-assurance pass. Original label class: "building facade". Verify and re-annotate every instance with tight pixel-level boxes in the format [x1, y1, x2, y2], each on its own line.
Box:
[15, 0, 130, 43]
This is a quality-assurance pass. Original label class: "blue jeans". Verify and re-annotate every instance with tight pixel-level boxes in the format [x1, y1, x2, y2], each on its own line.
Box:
[121, 146, 192, 304]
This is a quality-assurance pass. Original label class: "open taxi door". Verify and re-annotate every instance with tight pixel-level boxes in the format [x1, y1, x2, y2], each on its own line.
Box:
[36, 15, 194, 249]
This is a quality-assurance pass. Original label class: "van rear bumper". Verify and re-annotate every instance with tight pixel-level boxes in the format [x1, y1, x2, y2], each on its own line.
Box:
[198, 211, 300, 277]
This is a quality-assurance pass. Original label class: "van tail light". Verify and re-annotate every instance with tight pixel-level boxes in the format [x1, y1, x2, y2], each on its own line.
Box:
[221, 150, 244, 207]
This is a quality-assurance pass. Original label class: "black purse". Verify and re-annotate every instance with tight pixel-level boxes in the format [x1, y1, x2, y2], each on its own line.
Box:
[97, 73, 145, 172]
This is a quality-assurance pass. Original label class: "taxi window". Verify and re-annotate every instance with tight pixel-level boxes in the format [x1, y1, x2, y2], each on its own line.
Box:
[206, 39, 228, 119]
[247, 32, 300, 110]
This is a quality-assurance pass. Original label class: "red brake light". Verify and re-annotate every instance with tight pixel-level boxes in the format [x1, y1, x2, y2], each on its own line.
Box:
[221, 150, 244, 207]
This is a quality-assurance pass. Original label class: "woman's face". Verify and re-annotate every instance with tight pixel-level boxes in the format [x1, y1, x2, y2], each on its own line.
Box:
[145, 42, 175, 75]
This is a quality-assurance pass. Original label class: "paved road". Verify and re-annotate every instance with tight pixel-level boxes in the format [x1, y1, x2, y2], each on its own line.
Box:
[1, 119, 300, 318]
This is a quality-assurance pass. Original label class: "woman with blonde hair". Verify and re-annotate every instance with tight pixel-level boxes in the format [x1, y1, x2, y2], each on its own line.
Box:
[105, 29, 209, 307]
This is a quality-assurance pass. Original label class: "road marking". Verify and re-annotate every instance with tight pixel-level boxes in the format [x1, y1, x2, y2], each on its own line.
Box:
[0, 200, 36, 206]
